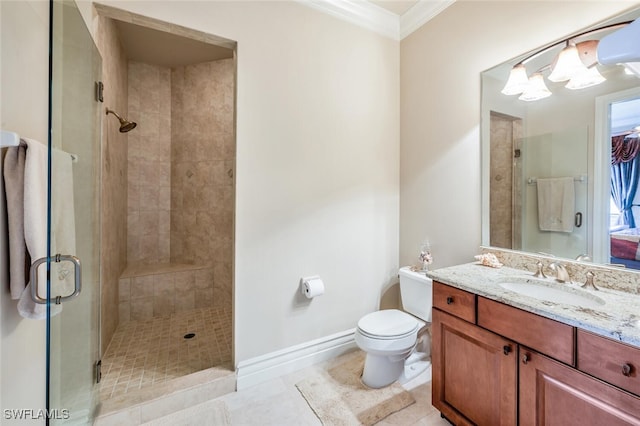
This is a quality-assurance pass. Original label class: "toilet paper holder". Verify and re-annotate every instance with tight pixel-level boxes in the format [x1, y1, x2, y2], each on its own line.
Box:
[300, 275, 325, 299]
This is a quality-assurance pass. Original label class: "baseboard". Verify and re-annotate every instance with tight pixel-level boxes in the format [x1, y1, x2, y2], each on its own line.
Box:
[236, 328, 356, 390]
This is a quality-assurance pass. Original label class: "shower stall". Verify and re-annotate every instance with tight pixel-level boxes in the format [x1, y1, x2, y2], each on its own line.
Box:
[1, 1, 236, 421]
[95, 6, 237, 410]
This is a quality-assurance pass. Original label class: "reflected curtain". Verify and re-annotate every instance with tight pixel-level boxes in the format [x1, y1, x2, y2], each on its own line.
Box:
[611, 136, 640, 227]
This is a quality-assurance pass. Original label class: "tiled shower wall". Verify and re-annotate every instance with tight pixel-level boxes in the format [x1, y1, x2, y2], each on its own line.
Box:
[489, 112, 522, 250]
[170, 59, 235, 309]
[123, 58, 234, 311]
[97, 16, 130, 353]
[127, 61, 172, 265]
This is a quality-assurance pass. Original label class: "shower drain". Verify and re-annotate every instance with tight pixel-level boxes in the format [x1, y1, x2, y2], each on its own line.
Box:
[183, 333, 196, 339]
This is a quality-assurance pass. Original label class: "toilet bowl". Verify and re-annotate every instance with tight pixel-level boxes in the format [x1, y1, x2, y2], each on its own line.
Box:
[355, 267, 433, 388]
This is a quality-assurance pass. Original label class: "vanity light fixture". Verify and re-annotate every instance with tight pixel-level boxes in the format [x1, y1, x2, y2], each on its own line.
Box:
[566, 65, 606, 90]
[518, 72, 551, 102]
[501, 20, 633, 101]
[548, 42, 588, 82]
[501, 64, 529, 95]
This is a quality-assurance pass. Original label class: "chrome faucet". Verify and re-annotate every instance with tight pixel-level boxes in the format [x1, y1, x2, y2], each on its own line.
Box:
[549, 262, 570, 283]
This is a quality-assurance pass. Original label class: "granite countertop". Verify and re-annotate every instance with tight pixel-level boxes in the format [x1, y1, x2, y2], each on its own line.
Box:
[427, 262, 640, 348]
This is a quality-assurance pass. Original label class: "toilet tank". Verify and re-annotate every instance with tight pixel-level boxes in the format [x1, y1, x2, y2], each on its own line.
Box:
[398, 267, 433, 322]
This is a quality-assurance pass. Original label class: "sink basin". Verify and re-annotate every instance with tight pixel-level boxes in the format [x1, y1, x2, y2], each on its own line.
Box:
[497, 277, 606, 308]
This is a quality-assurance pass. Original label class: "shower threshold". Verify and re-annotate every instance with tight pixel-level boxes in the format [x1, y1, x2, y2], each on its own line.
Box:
[95, 364, 235, 422]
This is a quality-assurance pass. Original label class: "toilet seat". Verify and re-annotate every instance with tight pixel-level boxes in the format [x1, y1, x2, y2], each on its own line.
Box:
[357, 309, 419, 340]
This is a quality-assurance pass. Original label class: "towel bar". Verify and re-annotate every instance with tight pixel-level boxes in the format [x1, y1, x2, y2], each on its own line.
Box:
[527, 175, 586, 185]
[1, 130, 20, 148]
[1, 130, 78, 162]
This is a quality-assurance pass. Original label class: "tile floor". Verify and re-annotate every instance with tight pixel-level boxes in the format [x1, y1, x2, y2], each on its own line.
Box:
[100, 306, 232, 400]
[163, 351, 452, 426]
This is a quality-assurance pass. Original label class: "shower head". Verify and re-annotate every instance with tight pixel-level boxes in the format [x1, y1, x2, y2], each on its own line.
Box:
[106, 108, 137, 133]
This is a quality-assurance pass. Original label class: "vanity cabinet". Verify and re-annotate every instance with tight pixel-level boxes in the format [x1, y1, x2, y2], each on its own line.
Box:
[432, 281, 640, 425]
[519, 347, 640, 425]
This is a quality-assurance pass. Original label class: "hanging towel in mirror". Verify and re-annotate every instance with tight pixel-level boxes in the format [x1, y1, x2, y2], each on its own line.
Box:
[537, 177, 575, 233]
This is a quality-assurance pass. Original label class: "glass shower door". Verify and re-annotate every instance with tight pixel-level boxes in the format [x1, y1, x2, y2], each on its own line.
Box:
[520, 127, 589, 259]
[46, 0, 102, 423]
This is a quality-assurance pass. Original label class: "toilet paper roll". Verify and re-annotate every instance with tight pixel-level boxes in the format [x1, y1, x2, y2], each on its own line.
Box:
[301, 276, 324, 298]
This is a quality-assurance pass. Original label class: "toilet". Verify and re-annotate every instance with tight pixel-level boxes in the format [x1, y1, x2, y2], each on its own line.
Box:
[355, 267, 433, 388]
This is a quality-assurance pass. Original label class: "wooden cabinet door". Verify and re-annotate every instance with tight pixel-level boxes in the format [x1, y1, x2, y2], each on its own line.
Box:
[432, 308, 517, 426]
[519, 347, 640, 426]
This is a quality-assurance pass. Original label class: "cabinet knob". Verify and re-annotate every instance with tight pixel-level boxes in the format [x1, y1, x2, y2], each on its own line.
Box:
[522, 354, 530, 364]
[622, 363, 633, 377]
[503, 345, 512, 355]
[446, 296, 454, 305]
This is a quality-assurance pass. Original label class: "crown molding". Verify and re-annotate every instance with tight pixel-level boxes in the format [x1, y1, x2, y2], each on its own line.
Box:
[297, 0, 400, 40]
[296, 0, 454, 41]
[400, 0, 456, 40]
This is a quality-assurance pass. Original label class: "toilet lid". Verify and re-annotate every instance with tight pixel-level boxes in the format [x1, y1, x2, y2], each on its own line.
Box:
[357, 309, 419, 339]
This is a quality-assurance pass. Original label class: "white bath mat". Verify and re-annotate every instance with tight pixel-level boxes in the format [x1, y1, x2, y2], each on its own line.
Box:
[296, 351, 415, 425]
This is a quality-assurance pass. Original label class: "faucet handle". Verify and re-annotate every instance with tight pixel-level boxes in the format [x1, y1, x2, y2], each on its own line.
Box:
[581, 270, 599, 291]
[533, 261, 547, 278]
[549, 261, 569, 283]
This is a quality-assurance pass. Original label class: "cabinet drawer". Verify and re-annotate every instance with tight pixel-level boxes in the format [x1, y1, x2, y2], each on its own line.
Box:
[477, 297, 575, 365]
[433, 281, 476, 323]
[577, 329, 640, 397]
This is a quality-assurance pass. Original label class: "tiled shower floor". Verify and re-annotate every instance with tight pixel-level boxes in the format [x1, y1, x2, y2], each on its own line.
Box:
[99, 306, 232, 400]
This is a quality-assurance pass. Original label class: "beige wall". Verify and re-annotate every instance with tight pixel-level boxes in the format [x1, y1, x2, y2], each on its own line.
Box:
[95, 16, 129, 354]
[400, 1, 637, 269]
[0, 1, 49, 421]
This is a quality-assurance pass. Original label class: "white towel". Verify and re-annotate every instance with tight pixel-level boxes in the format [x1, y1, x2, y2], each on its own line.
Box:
[49, 144, 76, 299]
[16, 138, 75, 319]
[3, 145, 29, 299]
[537, 177, 575, 233]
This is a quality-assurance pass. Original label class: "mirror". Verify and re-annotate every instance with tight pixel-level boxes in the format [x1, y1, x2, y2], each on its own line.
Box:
[481, 7, 640, 269]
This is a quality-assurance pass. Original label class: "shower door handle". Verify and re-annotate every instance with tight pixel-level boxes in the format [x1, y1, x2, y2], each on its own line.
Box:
[30, 254, 82, 304]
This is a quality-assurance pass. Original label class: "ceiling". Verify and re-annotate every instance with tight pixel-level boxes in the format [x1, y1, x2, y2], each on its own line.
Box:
[114, 20, 234, 68]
